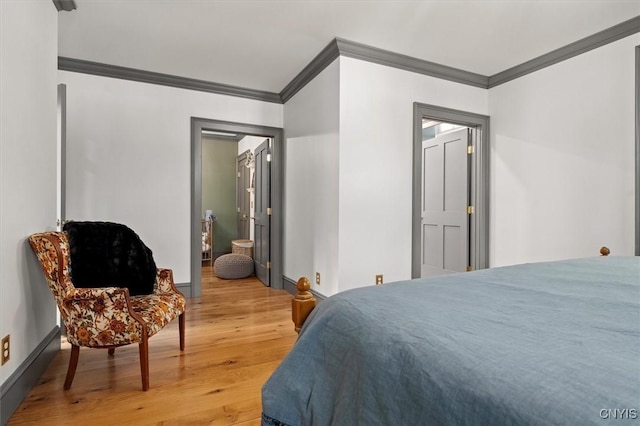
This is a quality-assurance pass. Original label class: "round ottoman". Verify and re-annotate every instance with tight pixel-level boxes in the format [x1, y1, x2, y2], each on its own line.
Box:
[214, 253, 254, 279]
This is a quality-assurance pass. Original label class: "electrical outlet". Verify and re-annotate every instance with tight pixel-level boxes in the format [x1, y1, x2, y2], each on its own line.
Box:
[1, 335, 9, 366]
[376, 274, 383, 285]
[315, 272, 321, 285]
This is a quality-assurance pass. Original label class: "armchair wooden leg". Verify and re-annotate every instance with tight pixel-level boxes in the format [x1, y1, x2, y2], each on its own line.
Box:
[139, 335, 149, 391]
[179, 312, 185, 351]
[108, 348, 115, 356]
[64, 345, 80, 390]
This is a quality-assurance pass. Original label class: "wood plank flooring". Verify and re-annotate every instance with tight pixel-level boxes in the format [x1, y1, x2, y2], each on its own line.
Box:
[7, 267, 298, 425]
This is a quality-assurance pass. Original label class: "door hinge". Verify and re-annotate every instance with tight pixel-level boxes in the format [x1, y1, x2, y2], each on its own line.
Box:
[266, 153, 271, 162]
[467, 145, 474, 154]
[237, 172, 241, 177]
[267, 207, 272, 216]
[466, 266, 473, 272]
[467, 206, 474, 214]
[266, 261, 271, 269]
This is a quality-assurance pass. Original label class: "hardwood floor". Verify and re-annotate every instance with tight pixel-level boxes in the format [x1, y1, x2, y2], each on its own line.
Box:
[7, 267, 298, 425]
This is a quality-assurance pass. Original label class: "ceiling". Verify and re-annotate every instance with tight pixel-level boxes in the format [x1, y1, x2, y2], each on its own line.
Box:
[58, 1, 640, 94]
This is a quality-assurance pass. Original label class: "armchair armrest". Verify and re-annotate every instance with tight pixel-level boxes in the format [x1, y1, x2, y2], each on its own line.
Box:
[64, 286, 127, 300]
[61, 286, 145, 348]
[154, 268, 180, 294]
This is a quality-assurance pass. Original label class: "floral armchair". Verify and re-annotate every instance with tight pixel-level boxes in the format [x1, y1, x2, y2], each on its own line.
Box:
[28, 229, 186, 391]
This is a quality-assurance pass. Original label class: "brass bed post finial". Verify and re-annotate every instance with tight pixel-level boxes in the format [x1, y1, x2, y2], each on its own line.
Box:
[600, 247, 610, 256]
[292, 277, 317, 333]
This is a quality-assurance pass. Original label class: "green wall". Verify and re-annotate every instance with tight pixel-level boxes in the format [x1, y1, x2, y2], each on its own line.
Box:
[202, 136, 238, 255]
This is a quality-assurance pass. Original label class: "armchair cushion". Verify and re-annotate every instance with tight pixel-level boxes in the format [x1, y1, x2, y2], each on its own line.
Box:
[64, 221, 157, 296]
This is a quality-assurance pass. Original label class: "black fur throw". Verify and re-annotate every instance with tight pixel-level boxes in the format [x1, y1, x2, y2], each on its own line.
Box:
[63, 221, 157, 296]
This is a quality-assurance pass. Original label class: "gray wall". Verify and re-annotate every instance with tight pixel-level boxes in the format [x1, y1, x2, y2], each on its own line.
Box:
[202, 135, 238, 255]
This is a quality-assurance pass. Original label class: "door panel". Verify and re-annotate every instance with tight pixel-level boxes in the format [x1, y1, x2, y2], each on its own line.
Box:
[422, 224, 439, 267]
[421, 128, 470, 277]
[253, 139, 270, 286]
[443, 225, 463, 271]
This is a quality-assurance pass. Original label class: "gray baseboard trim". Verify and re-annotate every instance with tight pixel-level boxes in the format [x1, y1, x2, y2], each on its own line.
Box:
[175, 282, 192, 299]
[489, 15, 640, 88]
[58, 57, 282, 104]
[0, 326, 60, 426]
[282, 275, 326, 302]
[282, 275, 297, 296]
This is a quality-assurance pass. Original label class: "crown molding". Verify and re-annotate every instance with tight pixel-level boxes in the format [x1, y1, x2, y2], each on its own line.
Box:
[52, 0, 76, 12]
[58, 15, 640, 103]
[279, 39, 341, 103]
[335, 38, 489, 88]
[58, 57, 282, 104]
[280, 37, 489, 103]
[489, 15, 640, 88]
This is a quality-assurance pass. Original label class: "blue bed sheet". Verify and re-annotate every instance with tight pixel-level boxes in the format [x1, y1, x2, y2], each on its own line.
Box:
[262, 257, 640, 425]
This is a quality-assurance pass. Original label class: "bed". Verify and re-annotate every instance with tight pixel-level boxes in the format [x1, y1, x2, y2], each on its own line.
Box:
[262, 254, 640, 425]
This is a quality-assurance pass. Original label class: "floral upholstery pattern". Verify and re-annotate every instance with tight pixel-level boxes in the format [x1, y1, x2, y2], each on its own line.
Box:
[28, 230, 186, 390]
[28, 231, 186, 348]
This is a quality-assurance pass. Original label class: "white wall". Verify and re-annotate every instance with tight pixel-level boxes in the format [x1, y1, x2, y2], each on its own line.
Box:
[489, 34, 639, 266]
[0, 0, 58, 392]
[338, 57, 489, 292]
[59, 71, 282, 285]
[284, 60, 341, 296]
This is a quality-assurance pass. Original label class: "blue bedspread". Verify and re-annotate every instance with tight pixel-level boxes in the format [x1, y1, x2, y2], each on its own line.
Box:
[262, 257, 640, 425]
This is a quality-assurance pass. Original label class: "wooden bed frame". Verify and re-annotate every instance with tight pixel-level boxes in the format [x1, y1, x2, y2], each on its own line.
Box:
[292, 247, 611, 332]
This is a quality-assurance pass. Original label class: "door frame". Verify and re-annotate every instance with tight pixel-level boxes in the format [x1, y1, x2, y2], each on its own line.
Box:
[191, 117, 284, 297]
[57, 84, 67, 231]
[635, 45, 639, 256]
[412, 103, 490, 278]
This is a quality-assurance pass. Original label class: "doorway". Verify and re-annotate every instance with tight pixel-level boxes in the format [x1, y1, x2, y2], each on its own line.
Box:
[412, 103, 489, 278]
[191, 117, 284, 298]
[420, 122, 473, 277]
[201, 133, 272, 287]
[201, 131, 242, 262]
